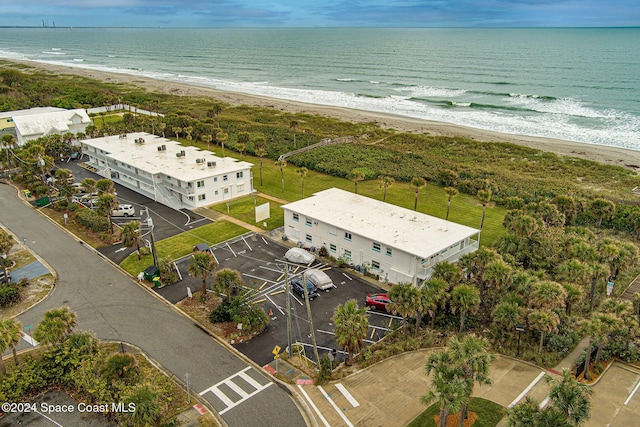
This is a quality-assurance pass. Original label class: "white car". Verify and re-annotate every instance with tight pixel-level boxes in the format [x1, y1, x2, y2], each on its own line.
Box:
[111, 204, 136, 217]
[305, 268, 334, 291]
[285, 247, 315, 264]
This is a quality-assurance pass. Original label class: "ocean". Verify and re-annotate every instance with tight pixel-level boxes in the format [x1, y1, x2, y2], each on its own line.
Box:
[0, 27, 638, 150]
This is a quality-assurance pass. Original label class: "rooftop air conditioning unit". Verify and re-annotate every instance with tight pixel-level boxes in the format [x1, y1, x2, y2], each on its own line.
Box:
[157, 146, 163, 151]
[180, 150, 186, 156]
[176, 152, 182, 157]
[196, 158, 204, 164]
[161, 145, 166, 151]
[207, 161, 217, 167]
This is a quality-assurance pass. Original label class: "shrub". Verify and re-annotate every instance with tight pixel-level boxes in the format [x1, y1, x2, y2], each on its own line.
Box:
[75, 208, 110, 232]
[0, 283, 20, 307]
[315, 356, 332, 385]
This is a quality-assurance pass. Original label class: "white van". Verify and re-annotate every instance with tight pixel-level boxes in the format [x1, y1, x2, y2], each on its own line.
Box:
[305, 268, 334, 291]
[111, 204, 136, 217]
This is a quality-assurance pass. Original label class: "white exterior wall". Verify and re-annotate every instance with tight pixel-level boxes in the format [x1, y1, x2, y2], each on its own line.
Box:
[281, 188, 480, 285]
[81, 133, 253, 210]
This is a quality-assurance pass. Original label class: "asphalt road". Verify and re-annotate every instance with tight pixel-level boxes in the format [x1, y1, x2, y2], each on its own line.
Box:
[0, 183, 307, 427]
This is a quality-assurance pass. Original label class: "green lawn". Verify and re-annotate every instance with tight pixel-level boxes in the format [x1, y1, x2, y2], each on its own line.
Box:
[210, 195, 284, 230]
[247, 153, 506, 247]
[119, 220, 248, 276]
[408, 398, 506, 427]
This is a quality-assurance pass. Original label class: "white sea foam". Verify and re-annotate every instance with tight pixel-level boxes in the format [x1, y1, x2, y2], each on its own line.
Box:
[396, 85, 468, 98]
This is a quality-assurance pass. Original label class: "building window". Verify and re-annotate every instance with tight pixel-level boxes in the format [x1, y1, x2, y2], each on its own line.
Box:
[214, 177, 218, 182]
[236, 171, 243, 179]
[237, 184, 244, 193]
[328, 226, 337, 236]
[293, 213, 299, 222]
[343, 249, 352, 260]
[386, 247, 392, 257]
[371, 260, 380, 271]
[291, 229, 300, 239]
[223, 175, 228, 181]
[329, 244, 336, 253]
[197, 180, 204, 188]
[223, 188, 229, 194]
[344, 232, 352, 242]
[372, 242, 381, 253]
[306, 234, 313, 243]
[215, 190, 219, 195]
[305, 218, 312, 227]
[188, 196, 194, 201]
[198, 194, 206, 201]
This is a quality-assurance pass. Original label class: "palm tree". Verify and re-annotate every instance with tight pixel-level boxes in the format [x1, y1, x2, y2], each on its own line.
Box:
[207, 103, 223, 128]
[217, 131, 228, 157]
[432, 261, 462, 287]
[121, 221, 142, 260]
[544, 371, 593, 426]
[378, 175, 395, 202]
[420, 278, 448, 329]
[477, 188, 492, 230]
[96, 178, 115, 195]
[275, 158, 287, 193]
[159, 122, 166, 137]
[214, 268, 243, 301]
[33, 306, 77, 346]
[388, 282, 422, 332]
[237, 131, 250, 156]
[587, 262, 609, 312]
[184, 125, 194, 144]
[411, 177, 426, 211]
[348, 169, 365, 194]
[96, 193, 118, 234]
[0, 229, 14, 283]
[492, 301, 524, 346]
[562, 283, 584, 316]
[531, 280, 567, 311]
[123, 384, 163, 427]
[450, 284, 480, 333]
[528, 308, 560, 353]
[255, 146, 267, 186]
[448, 334, 496, 427]
[188, 252, 218, 299]
[289, 120, 299, 148]
[202, 134, 213, 150]
[589, 198, 615, 228]
[0, 318, 22, 372]
[332, 300, 369, 361]
[422, 349, 468, 427]
[443, 187, 459, 220]
[81, 178, 97, 195]
[296, 166, 308, 198]
[172, 126, 182, 141]
[483, 260, 512, 311]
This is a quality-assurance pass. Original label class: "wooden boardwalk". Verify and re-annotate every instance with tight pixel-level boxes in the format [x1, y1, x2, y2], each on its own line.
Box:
[620, 273, 640, 301]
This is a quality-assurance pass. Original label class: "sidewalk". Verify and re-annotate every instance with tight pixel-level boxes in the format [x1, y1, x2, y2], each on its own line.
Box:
[550, 335, 590, 375]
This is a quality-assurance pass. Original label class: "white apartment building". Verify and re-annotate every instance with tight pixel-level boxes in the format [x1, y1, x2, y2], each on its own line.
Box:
[12, 108, 92, 145]
[81, 132, 253, 210]
[282, 188, 480, 285]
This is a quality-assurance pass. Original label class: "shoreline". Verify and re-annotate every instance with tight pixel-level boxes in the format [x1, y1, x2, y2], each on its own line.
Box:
[5, 58, 640, 172]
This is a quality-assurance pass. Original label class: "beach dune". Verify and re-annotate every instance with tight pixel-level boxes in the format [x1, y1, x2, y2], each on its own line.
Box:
[5, 59, 640, 172]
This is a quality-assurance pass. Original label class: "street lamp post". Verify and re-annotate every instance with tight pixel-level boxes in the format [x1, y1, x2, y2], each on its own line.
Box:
[142, 207, 159, 268]
[516, 324, 525, 358]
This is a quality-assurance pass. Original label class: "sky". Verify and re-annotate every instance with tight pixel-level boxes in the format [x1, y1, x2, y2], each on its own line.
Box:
[1, 0, 639, 28]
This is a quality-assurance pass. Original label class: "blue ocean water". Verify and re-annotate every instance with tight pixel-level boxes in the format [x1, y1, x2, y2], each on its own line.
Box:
[0, 27, 638, 150]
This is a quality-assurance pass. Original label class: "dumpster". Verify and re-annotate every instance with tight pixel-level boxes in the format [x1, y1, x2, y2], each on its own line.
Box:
[143, 265, 160, 282]
[35, 196, 50, 207]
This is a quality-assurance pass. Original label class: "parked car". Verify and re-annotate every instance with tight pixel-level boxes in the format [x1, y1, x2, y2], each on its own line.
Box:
[290, 276, 319, 300]
[305, 268, 334, 291]
[285, 247, 315, 264]
[111, 204, 136, 217]
[365, 293, 393, 311]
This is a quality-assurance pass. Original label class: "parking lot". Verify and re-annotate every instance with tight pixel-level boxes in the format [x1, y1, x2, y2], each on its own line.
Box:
[56, 160, 400, 366]
[205, 233, 401, 366]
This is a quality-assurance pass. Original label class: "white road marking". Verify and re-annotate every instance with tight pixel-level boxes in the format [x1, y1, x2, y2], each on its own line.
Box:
[199, 366, 272, 415]
[21, 331, 39, 346]
[297, 385, 331, 427]
[625, 377, 640, 405]
[318, 385, 354, 427]
[508, 372, 545, 408]
[336, 383, 360, 408]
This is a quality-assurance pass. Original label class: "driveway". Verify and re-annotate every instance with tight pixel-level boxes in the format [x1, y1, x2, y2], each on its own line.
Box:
[0, 183, 307, 427]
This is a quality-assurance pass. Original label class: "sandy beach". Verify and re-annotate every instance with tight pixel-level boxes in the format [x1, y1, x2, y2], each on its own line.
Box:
[6, 59, 640, 172]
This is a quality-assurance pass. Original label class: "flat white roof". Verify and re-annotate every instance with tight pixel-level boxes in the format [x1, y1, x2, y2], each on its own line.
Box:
[282, 188, 480, 259]
[12, 108, 91, 136]
[0, 107, 65, 119]
[82, 132, 253, 182]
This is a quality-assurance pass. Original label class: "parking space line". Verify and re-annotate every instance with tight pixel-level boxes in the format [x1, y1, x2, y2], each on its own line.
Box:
[318, 385, 354, 427]
[625, 377, 640, 405]
[241, 235, 252, 251]
[261, 236, 269, 245]
[226, 242, 236, 257]
[259, 281, 268, 290]
[509, 372, 545, 408]
[34, 410, 63, 427]
[265, 295, 284, 315]
[269, 289, 285, 295]
[242, 273, 280, 284]
[297, 385, 331, 427]
[336, 383, 360, 408]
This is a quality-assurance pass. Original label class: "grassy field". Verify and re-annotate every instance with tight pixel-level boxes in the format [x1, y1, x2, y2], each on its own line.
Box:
[210, 195, 284, 230]
[120, 220, 248, 276]
[408, 398, 506, 427]
[204, 149, 507, 247]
